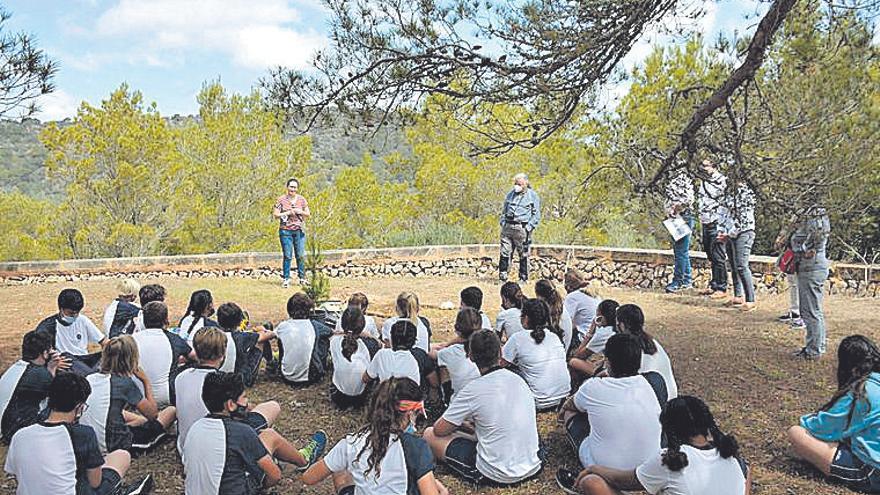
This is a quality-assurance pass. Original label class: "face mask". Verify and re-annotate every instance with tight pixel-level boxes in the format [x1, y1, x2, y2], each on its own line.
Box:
[513, 185, 523, 193]
[59, 315, 77, 325]
[405, 419, 417, 434]
[232, 402, 248, 418]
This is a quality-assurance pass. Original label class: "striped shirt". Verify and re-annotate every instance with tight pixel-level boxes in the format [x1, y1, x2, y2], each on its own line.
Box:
[275, 194, 309, 231]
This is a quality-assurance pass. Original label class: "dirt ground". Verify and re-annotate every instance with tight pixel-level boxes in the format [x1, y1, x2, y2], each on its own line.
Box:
[0, 274, 876, 494]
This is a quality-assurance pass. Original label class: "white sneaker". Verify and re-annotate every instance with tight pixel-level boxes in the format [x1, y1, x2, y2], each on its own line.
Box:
[281, 279, 290, 289]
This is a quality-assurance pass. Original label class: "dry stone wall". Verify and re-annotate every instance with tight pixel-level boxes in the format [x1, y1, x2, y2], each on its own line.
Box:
[0, 244, 876, 297]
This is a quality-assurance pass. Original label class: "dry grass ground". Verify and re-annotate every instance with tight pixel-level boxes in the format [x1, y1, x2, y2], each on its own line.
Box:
[0, 275, 876, 494]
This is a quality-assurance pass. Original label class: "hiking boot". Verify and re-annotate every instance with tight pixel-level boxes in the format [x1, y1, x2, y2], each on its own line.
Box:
[793, 348, 821, 361]
[296, 430, 328, 471]
[116, 474, 153, 495]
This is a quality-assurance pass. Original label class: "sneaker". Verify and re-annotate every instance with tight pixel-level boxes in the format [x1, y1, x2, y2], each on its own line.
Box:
[698, 288, 715, 296]
[790, 318, 806, 329]
[555, 468, 581, 495]
[131, 432, 167, 451]
[778, 311, 799, 322]
[297, 430, 328, 471]
[725, 297, 744, 307]
[664, 283, 681, 293]
[499, 273, 509, 283]
[740, 302, 757, 312]
[709, 290, 727, 299]
[117, 474, 153, 495]
[281, 278, 290, 289]
[793, 348, 821, 361]
[298, 278, 309, 287]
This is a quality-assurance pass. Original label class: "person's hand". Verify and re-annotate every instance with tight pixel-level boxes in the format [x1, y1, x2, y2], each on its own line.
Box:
[47, 351, 71, 374]
[804, 249, 816, 259]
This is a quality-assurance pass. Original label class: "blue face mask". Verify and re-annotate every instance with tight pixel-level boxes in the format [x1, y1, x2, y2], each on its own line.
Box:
[59, 315, 77, 325]
[405, 422, 417, 434]
[231, 402, 249, 418]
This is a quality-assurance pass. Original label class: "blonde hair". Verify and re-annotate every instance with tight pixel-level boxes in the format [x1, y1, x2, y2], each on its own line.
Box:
[101, 335, 139, 376]
[193, 327, 227, 363]
[395, 292, 420, 322]
[116, 278, 141, 297]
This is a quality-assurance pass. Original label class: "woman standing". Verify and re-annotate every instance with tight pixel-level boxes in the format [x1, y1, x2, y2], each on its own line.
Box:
[273, 178, 311, 288]
[718, 179, 758, 312]
[790, 206, 831, 360]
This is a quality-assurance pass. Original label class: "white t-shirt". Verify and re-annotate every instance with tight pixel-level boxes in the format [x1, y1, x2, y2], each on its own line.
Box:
[641, 340, 678, 399]
[102, 300, 118, 335]
[366, 349, 420, 385]
[54, 316, 104, 356]
[275, 319, 317, 383]
[324, 433, 432, 494]
[442, 369, 542, 484]
[636, 445, 747, 495]
[436, 344, 480, 398]
[502, 331, 570, 409]
[330, 336, 371, 396]
[494, 307, 525, 341]
[174, 367, 214, 454]
[381, 317, 430, 352]
[573, 375, 662, 470]
[480, 312, 493, 331]
[178, 315, 205, 343]
[564, 291, 600, 338]
[131, 328, 177, 407]
[585, 326, 615, 354]
[560, 306, 574, 351]
[5, 422, 81, 494]
[334, 315, 379, 339]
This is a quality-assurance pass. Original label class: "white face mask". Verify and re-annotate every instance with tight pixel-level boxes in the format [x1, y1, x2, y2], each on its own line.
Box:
[513, 185, 524, 193]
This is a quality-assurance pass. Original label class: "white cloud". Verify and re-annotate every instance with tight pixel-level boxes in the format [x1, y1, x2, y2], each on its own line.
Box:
[34, 89, 81, 122]
[92, 0, 326, 69]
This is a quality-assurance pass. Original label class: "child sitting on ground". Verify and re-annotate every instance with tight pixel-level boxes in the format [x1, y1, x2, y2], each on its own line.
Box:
[35, 288, 107, 376]
[329, 306, 373, 410]
[275, 293, 333, 385]
[102, 278, 141, 338]
[303, 377, 448, 495]
[334, 293, 380, 340]
[495, 282, 525, 342]
[182, 371, 327, 494]
[382, 292, 432, 352]
[568, 299, 619, 381]
[215, 302, 276, 387]
[434, 308, 481, 405]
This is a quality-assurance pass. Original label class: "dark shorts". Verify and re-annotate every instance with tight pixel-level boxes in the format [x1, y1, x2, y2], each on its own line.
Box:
[565, 413, 590, 453]
[830, 443, 880, 493]
[329, 384, 369, 410]
[337, 486, 355, 495]
[444, 437, 545, 486]
[130, 419, 167, 450]
[79, 467, 122, 495]
[244, 411, 270, 432]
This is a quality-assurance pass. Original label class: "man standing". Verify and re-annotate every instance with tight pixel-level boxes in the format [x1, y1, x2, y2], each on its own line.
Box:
[499, 173, 541, 282]
[697, 159, 728, 298]
[273, 178, 310, 288]
[664, 169, 695, 293]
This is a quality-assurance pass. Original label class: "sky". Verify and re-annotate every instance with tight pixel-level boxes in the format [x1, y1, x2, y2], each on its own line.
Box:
[5, 0, 764, 122]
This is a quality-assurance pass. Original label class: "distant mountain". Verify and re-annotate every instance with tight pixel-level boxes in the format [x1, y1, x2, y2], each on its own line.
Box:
[0, 114, 410, 199]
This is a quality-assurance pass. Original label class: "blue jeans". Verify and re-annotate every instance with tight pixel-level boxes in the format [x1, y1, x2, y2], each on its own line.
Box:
[671, 212, 695, 286]
[730, 230, 756, 303]
[279, 229, 306, 280]
[799, 268, 828, 356]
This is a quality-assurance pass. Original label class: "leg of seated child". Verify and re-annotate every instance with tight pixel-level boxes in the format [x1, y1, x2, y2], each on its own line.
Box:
[156, 406, 176, 429]
[259, 429, 308, 466]
[252, 400, 281, 426]
[787, 425, 836, 476]
[123, 410, 147, 427]
[103, 449, 131, 479]
[578, 473, 624, 495]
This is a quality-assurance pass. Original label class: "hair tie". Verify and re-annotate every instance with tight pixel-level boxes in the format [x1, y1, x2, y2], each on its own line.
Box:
[398, 400, 426, 417]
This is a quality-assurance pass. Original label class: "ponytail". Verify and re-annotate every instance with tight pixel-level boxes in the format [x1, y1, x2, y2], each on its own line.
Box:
[396, 292, 420, 324]
[616, 304, 656, 355]
[184, 289, 213, 337]
[522, 298, 557, 345]
[660, 396, 740, 472]
[340, 306, 366, 361]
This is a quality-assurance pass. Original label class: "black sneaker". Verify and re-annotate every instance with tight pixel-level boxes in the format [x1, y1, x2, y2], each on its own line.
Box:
[555, 468, 581, 495]
[117, 474, 153, 495]
[778, 311, 799, 322]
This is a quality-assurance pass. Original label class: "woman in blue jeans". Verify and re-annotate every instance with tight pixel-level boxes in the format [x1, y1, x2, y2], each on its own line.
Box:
[790, 206, 831, 360]
[664, 171, 695, 293]
[273, 178, 310, 288]
[718, 180, 757, 312]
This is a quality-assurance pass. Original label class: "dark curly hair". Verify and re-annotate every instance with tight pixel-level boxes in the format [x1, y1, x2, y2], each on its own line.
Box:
[355, 377, 422, 477]
[661, 395, 740, 471]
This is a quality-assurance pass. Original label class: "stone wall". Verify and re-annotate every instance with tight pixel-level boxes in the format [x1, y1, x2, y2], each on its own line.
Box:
[0, 244, 877, 297]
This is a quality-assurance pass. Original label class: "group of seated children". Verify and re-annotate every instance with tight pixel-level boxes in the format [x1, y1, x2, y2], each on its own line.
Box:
[3, 270, 871, 495]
